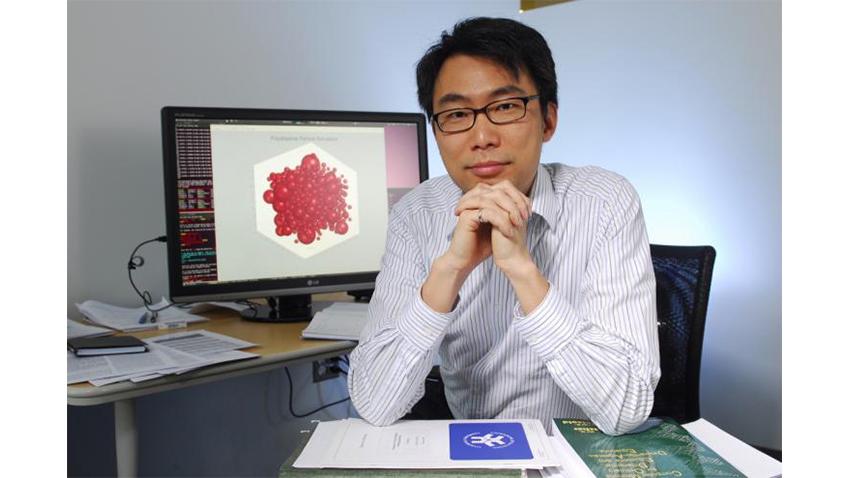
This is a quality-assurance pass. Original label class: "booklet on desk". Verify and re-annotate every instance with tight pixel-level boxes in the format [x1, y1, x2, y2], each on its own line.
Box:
[551, 417, 750, 478]
[67, 335, 148, 356]
[279, 423, 523, 478]
[292, 418, 557, 471]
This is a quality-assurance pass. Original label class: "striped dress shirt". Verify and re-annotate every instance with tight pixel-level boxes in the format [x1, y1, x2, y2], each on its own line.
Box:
[348, 163, 660, 435]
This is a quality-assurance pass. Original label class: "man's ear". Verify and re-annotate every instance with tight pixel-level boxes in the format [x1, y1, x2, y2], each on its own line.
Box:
[542, 102, 558, 142]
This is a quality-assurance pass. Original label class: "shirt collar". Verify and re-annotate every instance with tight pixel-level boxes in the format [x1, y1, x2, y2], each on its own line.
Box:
[528, 164, 558, 230]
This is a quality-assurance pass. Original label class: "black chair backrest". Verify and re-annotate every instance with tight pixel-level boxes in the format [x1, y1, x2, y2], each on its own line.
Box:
[649, 244, 716, 424]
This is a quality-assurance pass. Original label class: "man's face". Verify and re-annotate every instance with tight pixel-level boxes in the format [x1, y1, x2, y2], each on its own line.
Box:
[431, 54, 557, 194]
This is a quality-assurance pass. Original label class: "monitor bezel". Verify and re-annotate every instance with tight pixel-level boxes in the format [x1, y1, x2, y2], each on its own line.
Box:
[161, 105, 428, 304]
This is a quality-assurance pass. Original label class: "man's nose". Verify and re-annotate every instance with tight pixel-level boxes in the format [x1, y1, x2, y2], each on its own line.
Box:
[470, 111, 501, 150]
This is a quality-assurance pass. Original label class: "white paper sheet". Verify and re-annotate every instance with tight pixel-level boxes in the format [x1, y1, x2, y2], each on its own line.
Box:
[683, 419, 782, 478]
[126, 352, 258, 383]
[146, 329, 256, 356]
[547, 433, 595, 478]
[301, 302, 369, 340]
[293, 418, 559, 470]
[86, 343, 209, 386]
[67, 353, 111, 384]
[67, 348, 177, 384]
[76, 298, 207, 332]
[92, 349, 259, 385]
[172, 350, 259, 374]
[67, 318, 114, 339]
[538, 466, 566, 478]
[68, 330, 258, 386]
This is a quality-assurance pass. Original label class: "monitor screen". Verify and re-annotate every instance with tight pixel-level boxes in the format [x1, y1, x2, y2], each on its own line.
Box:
[161, 106, 428, 321]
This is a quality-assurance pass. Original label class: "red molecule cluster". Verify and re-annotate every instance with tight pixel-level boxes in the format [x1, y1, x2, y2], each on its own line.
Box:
[263, 153, 351, 245]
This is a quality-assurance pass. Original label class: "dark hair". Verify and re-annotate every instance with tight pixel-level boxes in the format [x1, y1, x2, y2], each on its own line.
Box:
[415, 17, 558, 120]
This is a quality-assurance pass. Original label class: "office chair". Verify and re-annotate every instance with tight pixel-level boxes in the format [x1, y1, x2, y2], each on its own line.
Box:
[404, 244, 717, 425]
[649, 244, 716, 424]
[402, 366, 453, 420]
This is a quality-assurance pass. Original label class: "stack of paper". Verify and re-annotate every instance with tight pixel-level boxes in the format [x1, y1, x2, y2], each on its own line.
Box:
[76, 298, 208, 332]
[294, 418, 559, 470]
[302, 302, 369, 341]
[67, 330, 258, 386]
[67, 318, 114, 339]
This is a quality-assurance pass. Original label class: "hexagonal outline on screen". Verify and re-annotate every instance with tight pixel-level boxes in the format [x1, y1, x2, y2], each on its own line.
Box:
[254, 142, 359, 258]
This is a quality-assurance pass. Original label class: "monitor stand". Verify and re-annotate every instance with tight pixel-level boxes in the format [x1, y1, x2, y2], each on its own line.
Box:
[347, 289, 373, 303]
[240, 295, 313, 323]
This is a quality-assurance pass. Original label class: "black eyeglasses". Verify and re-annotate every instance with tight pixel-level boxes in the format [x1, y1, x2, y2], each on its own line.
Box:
[431, 95, 541, 133]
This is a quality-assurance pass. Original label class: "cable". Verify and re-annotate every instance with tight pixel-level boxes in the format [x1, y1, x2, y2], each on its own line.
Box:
[284, 366, 350, 417]
[240, 300, 260, 319]
[127, 235, 174, 317]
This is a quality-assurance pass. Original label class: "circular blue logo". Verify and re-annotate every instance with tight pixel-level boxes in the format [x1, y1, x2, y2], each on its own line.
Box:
[462, 431, 515, 449]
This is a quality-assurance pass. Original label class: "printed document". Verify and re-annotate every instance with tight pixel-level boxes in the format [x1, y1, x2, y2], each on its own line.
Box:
[84, 342, 207, 386]
[88, 347, 257, 386]
[67, 347, 177, 384]
[67, 330, 258, 385]
[146, 329, 256, 355]
[293, 418, 559, 470]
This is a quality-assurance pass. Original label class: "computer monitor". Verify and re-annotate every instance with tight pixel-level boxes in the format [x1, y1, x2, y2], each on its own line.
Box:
[161, 106, 428, 322]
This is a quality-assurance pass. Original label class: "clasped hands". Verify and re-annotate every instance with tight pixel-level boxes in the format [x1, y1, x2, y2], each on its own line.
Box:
[423, 180, 548, 314]
[443, 180, 535, 278]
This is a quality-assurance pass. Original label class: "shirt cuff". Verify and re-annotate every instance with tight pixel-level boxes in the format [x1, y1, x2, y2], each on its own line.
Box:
[396, 287, 456, 353]
[512, 284, 584, 360]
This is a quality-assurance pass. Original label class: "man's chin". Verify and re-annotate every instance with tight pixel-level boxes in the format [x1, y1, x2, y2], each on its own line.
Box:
[447, 164, 523, 192]
[458, 175, 515, 192]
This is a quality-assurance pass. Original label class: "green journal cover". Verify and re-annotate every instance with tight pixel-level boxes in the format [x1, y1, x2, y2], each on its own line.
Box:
[553, 418, 744, 478]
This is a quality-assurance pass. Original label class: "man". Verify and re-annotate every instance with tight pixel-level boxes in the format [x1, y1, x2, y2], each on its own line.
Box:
[348, 17, 660, 435]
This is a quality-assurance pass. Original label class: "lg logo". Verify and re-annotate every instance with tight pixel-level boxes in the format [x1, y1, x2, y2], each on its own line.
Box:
[307, 279, 320, 286]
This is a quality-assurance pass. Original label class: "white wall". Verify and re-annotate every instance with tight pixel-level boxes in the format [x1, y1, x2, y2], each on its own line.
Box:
[68, 1, 780, 474]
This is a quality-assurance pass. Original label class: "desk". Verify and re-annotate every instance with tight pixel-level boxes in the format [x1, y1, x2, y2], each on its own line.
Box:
[67, 295, 357, 478]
